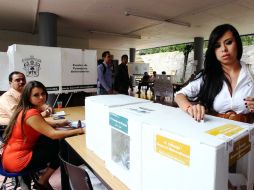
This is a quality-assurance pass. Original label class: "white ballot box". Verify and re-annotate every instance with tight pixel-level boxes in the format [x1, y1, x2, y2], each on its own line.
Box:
[106, 103, 176, 190]
[7, 44, 62, 94]
[85, 95, 150, 160]
[141, 108, 254, 190]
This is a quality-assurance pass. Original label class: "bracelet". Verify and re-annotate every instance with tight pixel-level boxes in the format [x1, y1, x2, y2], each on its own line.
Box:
[184, 105, 192, 113]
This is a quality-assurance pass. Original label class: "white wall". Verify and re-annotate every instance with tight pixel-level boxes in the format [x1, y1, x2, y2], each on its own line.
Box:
[0, 30, 90, 51]
[0, 30, 130, 65]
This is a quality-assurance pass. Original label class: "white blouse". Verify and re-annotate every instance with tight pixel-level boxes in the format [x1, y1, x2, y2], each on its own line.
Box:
[176, 62, 254, 114]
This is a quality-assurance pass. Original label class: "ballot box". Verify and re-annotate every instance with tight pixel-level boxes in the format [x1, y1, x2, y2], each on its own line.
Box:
[141, 108, 254, 190]
[106, 103, 176, 190]
[85, 95, 150, 160]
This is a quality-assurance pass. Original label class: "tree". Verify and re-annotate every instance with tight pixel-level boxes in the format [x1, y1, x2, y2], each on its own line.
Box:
[182, 44, 194, 82]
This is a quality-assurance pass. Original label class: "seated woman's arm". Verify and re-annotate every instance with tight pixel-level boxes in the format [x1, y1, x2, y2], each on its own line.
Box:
[26, 115, 83, 140]
[39, 104, 54, 118]
[44, 117, 69, 128]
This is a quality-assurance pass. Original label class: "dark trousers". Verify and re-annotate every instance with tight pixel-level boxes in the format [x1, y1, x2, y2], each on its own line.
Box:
[138, 82, 149, 92]
[22, 135, 60, 172]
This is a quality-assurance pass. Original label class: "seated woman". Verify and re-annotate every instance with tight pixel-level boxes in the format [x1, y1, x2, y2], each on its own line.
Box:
[1, 81, 84, 189]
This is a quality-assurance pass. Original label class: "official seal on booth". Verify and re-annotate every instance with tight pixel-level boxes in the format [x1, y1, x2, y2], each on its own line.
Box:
[22, 56, 41, 77]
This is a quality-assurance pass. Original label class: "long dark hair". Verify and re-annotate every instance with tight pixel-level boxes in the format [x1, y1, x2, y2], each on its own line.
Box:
[193, 24, 242, 112]
[2, 81, 48, 145]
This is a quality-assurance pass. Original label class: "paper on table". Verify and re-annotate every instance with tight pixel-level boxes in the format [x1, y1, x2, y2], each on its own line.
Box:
[56, 120, 85, 131]
[71, 120, 86, 128]
[53, 111, 66, 117]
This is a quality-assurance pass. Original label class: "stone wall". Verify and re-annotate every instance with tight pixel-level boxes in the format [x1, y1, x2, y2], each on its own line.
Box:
[140, 45, 254, 83]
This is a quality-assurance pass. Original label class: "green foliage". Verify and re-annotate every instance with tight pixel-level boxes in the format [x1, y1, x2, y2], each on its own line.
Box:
[241, 35, 254, 46]
[138, 43, 192, 55]
[138, 34, 254, 55]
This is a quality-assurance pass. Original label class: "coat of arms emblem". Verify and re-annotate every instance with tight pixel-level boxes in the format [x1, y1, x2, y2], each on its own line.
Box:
[22, 56, 41, 77]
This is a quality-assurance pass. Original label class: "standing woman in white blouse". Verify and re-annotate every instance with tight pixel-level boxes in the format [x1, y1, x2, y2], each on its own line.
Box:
[175, 24, 254, 123]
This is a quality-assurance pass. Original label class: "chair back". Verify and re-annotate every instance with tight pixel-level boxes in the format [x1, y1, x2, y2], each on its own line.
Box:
[59, 153, 93, 190]
[154, 76, 174, 102]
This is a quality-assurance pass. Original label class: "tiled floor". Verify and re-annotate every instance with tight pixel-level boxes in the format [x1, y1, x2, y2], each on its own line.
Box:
[0, 167, 61, 190]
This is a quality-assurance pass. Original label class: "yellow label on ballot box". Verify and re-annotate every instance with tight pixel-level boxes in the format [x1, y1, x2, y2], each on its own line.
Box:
[229, 135, 251, 166]
[206, 124, 243, 137]
[156, 134, 190, 166]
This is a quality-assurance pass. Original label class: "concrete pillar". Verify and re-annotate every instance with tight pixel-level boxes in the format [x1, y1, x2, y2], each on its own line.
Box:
[39, 12, 57, 47]
[129, 48, 136, 62]
[194, 37, 204, 72]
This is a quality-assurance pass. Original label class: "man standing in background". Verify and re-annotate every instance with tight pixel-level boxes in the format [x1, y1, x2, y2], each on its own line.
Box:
[97, 51, 113, 94]
[114, 54, 133, 95]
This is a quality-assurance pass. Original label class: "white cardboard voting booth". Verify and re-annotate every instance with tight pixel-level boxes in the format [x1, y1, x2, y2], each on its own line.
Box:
[61, 48, 83, 93]
[85, 95, 150, 160]
[7, 44, 62, 94]
[141, 108, 254, 190]
[6, 44, 98, 95]
[82, 50, 97, 92]
[0, 52, 9, 91]
[61, 48, 97, 93]
[128, 62, 150, 75]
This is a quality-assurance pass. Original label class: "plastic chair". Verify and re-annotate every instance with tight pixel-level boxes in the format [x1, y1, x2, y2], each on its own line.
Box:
[0, 158, 42, 190]
[0, 160, 32, 190]
[59, 153, 93, 190]
[153, 75, 174, 104]
[0, 161, 20, 190]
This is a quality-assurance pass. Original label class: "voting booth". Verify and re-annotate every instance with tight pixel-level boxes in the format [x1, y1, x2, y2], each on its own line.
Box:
[61, 48, 97, 93]
[82, 50, 97, 92]
[8, 44, 62, 94]
[6, 44, 97, 97]
[128, 62, 150, 86]
[128, 62, 150, 75]
[85, 95, 150, 160]
[0, 52, 9, 91]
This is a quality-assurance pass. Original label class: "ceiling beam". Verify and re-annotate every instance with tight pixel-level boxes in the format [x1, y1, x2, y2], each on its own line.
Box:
[89, 30, 141, 39]
[125, 11, 191, 27]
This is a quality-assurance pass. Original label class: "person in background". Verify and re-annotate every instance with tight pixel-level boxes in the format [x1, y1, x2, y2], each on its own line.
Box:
[150, 71, 157, 83]
[137, 72, 150, 94]
[175, 24, 254, 123]
[0, 72, 53, 127]
[114, 54, 133, 95]
[1, 81, 84, 189]
[97, 51, 113, 95]
[149, 71, 157, 95]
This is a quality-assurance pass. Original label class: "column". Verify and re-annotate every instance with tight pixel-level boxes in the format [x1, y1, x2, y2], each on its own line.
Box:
[39, 12, 57, 47]
[129, 48, 136, 62]
[194, 37, 204, 72]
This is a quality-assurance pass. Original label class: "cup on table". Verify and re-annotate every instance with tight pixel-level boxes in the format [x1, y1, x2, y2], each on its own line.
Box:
[57, 101, 62, 111]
